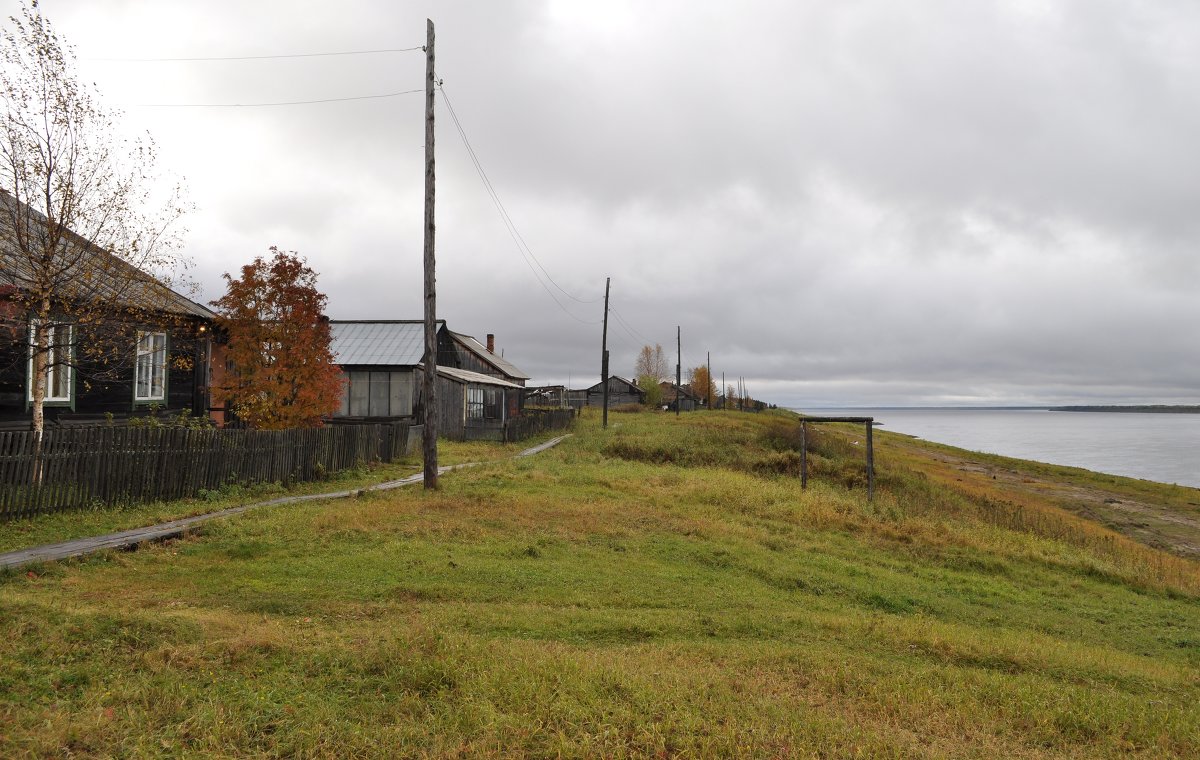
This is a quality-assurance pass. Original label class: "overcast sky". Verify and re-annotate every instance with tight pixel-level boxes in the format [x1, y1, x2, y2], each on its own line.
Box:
[20, 0, 1200, 407]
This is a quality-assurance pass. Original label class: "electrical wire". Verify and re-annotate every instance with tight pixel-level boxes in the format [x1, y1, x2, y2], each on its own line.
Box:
[438, 83, 603, 307]
[610, 315, 643, 345]
[440, 83, 602, 307]
[438, 83, 602, 325]
[610, 306, 658, 347]
[93, 47, 424, 62]
[131, 88, 424, 108]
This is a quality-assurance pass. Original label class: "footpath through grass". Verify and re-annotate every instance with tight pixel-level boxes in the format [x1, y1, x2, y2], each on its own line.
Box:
[1, 409, 1198, 758]
[0, 436, 529, 555]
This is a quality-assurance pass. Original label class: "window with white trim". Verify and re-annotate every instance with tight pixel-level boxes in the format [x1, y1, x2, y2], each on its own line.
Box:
[135, 331, 167, 401]
[28, 321, 73, 403]
[466, 387, 485, 419]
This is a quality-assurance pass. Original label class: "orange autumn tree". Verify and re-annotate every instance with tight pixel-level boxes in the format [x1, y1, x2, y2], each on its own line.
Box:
[211, 248, 342, 429]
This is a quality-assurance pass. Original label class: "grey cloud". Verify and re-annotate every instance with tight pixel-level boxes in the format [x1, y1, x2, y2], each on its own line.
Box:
[32, 0, 1200, 407]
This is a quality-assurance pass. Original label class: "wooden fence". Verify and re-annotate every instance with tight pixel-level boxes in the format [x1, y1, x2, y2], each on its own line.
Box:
[502, 408, 576, 442]
[0, 421, 413, 521]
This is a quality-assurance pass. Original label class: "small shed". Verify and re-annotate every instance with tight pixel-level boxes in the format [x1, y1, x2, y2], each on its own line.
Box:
[328, 320, 435, 420]
[424, 364, 522, 441]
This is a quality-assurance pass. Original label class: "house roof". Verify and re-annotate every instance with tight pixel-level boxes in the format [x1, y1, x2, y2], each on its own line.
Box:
[450, 331, 531, 380]
[0, 190, 214, 320]
[660, 381, 700, 400]
[585, 375, 644, 394]
[421, 363, 523, 389]
[329, 320, 444, 366]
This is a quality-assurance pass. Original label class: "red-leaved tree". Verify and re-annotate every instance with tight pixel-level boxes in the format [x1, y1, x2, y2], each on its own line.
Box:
[211, 248, 342, 429]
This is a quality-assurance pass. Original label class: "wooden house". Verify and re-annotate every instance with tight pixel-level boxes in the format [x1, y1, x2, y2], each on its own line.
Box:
[0, 295, 215, 429]
[0, 201, 217, 429]
[440, 331, 529, 387]
[660, 381, 700, 412]
[569, 376, 646, 409]
[328, 320, 531, 440]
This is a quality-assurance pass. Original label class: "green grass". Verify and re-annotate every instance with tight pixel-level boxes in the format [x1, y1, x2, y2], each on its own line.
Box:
[0, 409, 1197, 757]
[0, 434, 553, 555]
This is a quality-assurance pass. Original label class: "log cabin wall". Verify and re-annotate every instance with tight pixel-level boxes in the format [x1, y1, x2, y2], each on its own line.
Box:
[0, 319, 212, 429]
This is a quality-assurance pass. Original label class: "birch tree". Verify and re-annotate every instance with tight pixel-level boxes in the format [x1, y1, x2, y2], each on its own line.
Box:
[0, 1, 189, 436]
[634, 344, 668, 382]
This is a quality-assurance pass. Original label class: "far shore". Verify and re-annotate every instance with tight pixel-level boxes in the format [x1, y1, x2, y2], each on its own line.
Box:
[1054, 405, 1200, 414]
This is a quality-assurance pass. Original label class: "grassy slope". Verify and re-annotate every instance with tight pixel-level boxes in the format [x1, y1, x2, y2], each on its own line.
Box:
[0, 437, 524, 555]
[0, 410, 1197, 758]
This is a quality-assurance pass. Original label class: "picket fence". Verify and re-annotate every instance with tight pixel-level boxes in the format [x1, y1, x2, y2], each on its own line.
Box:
[0, 422, 413, 521]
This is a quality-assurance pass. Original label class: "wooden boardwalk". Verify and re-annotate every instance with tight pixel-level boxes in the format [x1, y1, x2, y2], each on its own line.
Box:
[0, 435, 571, 571]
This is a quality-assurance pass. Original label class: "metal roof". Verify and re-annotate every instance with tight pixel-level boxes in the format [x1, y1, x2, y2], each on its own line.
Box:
[329, 321, 441, 366]
[429, 364, 522, 389]
[451, 331, 531, 380]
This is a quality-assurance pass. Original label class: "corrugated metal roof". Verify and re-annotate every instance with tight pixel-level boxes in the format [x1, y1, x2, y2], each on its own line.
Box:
[428, 363, 523, 389]
[452, 332, 531, 380]
[329, 321, 439, 366]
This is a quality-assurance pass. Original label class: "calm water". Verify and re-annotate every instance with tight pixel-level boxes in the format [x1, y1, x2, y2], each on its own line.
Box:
[799, 408, 1200, 489]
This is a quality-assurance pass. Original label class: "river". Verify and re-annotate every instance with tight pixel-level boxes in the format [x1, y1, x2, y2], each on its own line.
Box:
[797, 408, 1200, 489]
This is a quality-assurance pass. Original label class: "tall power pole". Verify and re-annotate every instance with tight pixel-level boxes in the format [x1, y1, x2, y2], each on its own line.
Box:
[675, 326, 681, 417]
[601, 277, 610, 429]
[421, 19, 439, 489]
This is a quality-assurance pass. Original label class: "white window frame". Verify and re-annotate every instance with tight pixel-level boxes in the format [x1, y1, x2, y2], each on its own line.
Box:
[135, 330, 168, 402]
[28, 321, 73, 403]
[466, 387, 485, 420]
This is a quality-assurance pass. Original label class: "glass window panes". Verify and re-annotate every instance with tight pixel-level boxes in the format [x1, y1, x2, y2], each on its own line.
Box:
[369, 371, 390, 416]
[337, 371, 350, 416]
[466, 387, 484, 419]
[349, 371, 370, 416]
[389, 372, 412, 416]
[29, 322, 72, 402]
[135, 331, 167, 401]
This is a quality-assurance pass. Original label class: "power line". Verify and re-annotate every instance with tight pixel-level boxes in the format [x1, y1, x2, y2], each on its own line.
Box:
[610, 306, 658, 347]
[438, 84, 602, 306]
[609, 314, 644, 346]
[439, 83, 601, 307]
[93, 47, 424, 62]
[438, 83, 601, 325]
[130, 88, 424, 108]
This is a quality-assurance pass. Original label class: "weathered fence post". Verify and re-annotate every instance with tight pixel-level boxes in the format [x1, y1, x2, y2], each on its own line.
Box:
[796, 416, 875, 500]
[866, 421, 874, 501]
[800, 420, 808, 489]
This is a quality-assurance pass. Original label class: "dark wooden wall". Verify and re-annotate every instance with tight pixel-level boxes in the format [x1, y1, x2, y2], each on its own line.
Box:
[0, 320, 208, 428]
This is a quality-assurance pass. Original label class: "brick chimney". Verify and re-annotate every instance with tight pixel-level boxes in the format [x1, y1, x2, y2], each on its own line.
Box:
[486, 334, 495, 353]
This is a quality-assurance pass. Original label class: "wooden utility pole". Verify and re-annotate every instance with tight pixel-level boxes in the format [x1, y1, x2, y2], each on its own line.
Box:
[721, 371, 725, 410]
[675, 326, 681, 416]
[421, 19, 439, 489]
[601, 277, 610, 429]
